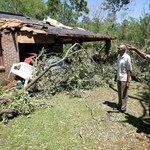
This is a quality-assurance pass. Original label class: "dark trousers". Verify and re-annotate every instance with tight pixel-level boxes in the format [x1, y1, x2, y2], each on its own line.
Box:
[117, 81, 128, 110]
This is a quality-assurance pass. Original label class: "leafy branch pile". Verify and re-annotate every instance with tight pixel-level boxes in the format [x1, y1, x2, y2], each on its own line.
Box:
[0, 44, 116, 122]
[0, 89, 34, 122]
[0, 87, 55, 123]
[31, 46, 115, 96]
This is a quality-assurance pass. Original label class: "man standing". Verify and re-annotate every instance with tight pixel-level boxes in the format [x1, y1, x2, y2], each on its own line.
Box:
[116, 44, 132, 113]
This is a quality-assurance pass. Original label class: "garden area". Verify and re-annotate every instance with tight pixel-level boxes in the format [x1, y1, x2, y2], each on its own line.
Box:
[0, 0, 150, 149]
[0, 81, 150, 150]
[0, 43, 150, 149]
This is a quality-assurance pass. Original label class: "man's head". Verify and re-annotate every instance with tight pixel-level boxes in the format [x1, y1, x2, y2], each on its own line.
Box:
[117, 44, 127, 55]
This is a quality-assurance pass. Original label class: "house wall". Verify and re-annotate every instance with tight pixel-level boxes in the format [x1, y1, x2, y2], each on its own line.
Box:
[0, 32, 19, 82]
[17, 32, 55, 44]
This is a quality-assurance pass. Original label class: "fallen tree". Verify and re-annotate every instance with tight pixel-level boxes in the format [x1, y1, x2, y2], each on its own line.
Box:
[0, 43, 116, 122]
[23, 43, 88, 91]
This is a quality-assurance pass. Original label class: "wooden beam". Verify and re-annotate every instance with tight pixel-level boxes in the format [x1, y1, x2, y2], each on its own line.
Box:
[17, 32, 55, 44]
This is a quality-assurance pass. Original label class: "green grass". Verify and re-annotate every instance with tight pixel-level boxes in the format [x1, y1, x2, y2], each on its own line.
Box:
[0, 82, 150, 150]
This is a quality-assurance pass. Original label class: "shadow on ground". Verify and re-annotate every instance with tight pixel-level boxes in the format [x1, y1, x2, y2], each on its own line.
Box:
[103, 100, 150, 135]
[123, 112, 150, 134]
[103, 101, 118, 110]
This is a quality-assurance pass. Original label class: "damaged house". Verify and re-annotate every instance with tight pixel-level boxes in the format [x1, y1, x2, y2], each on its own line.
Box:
[0, 11, 116, 83]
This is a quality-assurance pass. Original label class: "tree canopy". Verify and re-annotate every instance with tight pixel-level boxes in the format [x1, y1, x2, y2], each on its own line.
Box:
[0, 0, 149, 50]
[0, 0, 89, 24]
[103, 0, 130, 12]
[0, 0, 47, 19]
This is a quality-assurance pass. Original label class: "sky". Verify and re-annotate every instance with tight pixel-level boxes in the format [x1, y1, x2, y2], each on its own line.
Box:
[87, 0, 150, 22]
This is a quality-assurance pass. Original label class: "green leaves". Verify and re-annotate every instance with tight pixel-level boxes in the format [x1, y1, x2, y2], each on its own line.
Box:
[0, 0, 89, 25]
[11, 92, 35, 115]
[103, 0, 130, 12]
[0, 0, 47, 19]
[46, 0, 62, 20]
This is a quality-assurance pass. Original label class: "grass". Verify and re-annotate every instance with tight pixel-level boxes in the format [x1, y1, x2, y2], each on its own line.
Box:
[0, 81, 150, 150]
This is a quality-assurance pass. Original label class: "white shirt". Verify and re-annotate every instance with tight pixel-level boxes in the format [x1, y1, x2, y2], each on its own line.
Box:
[117, 52, 132, 81]
[147, 55, 150, 59]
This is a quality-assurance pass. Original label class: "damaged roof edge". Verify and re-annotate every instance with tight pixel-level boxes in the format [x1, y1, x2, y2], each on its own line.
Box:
[0, 11, 117, 41]
[58, 34, 117, 40]
[0, 11, 24, 16]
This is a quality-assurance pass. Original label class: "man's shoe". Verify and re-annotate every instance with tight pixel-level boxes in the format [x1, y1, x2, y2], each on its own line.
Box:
[119, 109, 126, 113]
[116, 106, 121, 110]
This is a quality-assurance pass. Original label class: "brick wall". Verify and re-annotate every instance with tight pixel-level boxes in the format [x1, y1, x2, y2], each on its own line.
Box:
[0, 32, 19, 82]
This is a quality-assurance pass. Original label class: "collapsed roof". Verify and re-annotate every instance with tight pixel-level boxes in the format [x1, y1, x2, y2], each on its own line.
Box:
[0, 11, 116, 44]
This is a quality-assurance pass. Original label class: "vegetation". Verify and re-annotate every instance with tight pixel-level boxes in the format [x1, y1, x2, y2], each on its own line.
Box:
[0, 0, 150, 148]
[0, 43, 116, 121]
[29, 43, 114, 94]
[0, 83, 150, 150]
[0, 0, 149, 120]
[0, 0, 149, 49]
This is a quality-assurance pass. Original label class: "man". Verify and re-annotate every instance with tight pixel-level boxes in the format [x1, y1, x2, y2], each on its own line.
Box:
[116, 44, 132, 113]
[127, 44, 150, 138]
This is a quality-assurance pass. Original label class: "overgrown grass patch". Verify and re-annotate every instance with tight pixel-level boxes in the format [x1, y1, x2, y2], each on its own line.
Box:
[1, 82, 150, 150]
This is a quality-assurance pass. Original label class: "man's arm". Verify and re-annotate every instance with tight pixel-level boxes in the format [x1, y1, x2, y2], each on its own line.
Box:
[126, 70, 131, 88]
[127, 45, 148, 59]
[127, 70, 131, 82]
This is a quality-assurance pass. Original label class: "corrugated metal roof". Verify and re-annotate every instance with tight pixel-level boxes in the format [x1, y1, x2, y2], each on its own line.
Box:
[0, 11, 116, 42]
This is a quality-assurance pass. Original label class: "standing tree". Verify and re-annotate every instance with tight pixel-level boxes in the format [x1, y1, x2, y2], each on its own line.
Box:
[46, 0, 62, 20]
[46, 0, 89, 25]
[0, 0, 47, 20]
[103, 0, 130, 13]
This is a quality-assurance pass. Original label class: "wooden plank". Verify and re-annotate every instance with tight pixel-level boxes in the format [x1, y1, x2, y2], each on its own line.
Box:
[17, 32, 55, 44]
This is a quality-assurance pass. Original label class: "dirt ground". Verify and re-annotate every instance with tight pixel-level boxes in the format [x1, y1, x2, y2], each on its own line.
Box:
[87, 81, 150, 150]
